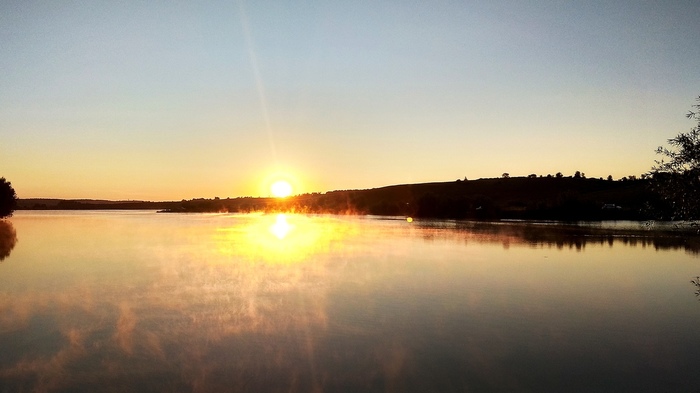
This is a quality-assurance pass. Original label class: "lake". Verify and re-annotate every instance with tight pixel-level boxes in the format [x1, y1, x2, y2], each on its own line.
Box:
[1, 211, 699, 392]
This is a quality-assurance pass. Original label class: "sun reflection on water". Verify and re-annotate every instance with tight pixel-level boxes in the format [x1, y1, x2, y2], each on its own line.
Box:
[2, 213, 700, 392]
[214, 213, 361, 264]
[270, 214, 292, 239]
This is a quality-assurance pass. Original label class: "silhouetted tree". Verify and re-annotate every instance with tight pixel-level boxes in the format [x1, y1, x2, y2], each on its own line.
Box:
[649, 96, 700, 220]
[607, 175, 613, 181]
[574, 171, 582, 179]
[0, 178, 18, 218]
[555, 172, 563, 179]
[501, 173, 510, 179]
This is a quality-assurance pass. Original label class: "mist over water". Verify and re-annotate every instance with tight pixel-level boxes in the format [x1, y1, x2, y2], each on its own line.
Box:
[0, 211, 699, 392]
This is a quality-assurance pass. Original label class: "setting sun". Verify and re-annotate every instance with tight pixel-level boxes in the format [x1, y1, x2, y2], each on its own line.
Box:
[270, 180, 293, 198]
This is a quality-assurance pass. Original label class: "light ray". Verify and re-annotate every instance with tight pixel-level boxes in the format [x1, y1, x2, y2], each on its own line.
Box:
[238, 1, 276, 160]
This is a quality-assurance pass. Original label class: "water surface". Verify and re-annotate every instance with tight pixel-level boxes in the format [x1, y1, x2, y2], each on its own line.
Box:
[1, 211, 699, 392]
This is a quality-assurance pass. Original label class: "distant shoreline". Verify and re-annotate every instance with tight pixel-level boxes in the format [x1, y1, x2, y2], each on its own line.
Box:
[16, 176, 657, 222]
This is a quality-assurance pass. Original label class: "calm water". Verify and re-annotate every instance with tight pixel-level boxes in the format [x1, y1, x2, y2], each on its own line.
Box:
[1, 211, 699, 392]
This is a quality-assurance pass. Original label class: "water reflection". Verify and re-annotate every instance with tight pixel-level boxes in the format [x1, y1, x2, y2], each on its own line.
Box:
[415, 220, 700, 254]
[215, 213, 361, 264]
[1, 212, 700, 391]
[270, 213, 292, 239]
[0, 220, 17, 262]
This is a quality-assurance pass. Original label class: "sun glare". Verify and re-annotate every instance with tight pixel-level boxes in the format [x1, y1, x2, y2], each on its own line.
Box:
[270, 180, 293, 198]
[270, 214, 292, 239]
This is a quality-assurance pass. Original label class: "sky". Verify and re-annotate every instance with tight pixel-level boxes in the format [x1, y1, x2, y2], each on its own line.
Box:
[1, 0, 699, 200]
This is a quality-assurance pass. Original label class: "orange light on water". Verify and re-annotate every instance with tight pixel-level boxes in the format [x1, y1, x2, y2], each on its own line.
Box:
[215, 214, 361, 264]
[269, 214, 292, 239]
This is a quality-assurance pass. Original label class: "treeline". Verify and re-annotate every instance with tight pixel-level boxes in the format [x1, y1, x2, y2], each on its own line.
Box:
[17, 176, 656, 221]
[165, 176, 653, 220]
[16, 199, 180, 210]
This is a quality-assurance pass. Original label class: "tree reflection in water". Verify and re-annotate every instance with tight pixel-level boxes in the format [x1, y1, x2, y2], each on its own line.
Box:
[0, 220, 17, 262]
[414, 219, 700, 255]
[2, 213, 700, 391]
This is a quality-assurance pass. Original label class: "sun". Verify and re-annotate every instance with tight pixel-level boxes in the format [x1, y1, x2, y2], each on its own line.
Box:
[270, 180, 293, 198]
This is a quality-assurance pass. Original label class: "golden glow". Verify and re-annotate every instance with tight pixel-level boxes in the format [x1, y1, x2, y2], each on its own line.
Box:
[270, 180, 292, 198]
[257, 169, 308, 198]
[215, 214, 361, 264]
[269, 214, 292, 239]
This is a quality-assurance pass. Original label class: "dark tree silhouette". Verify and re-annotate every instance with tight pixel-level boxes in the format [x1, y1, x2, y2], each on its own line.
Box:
[0, 178, 18, 218]
[649, 96, 700, 220]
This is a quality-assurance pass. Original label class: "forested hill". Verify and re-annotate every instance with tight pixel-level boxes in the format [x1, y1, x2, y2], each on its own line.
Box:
[346, 176, 652, 220]
[18, 176, 654, 221]
[274, 176, 652, 220]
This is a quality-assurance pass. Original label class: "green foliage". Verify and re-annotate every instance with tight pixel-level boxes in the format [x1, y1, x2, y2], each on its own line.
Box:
[649, 96, 700, 220]
[0, 178, 18, 218]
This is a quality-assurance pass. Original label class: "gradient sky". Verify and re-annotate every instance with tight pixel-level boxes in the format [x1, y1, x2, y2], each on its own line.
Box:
[1, 1, 699, 200]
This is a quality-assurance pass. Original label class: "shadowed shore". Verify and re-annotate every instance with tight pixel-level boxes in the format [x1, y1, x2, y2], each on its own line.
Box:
[18, 176, 654, 221]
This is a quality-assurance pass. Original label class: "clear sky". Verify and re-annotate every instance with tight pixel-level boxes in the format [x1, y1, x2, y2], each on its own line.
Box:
[1, 1, 698, 200]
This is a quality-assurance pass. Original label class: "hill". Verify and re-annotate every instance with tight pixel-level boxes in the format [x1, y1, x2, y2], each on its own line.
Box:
[17, 176, 655, 221]
[165, 176, 654, 220]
